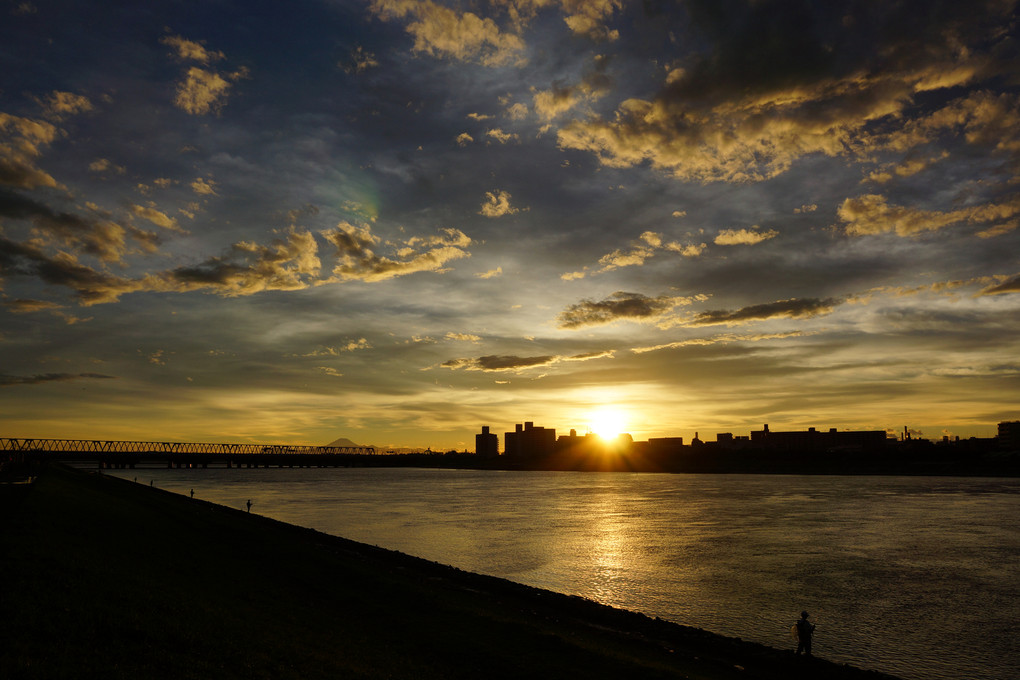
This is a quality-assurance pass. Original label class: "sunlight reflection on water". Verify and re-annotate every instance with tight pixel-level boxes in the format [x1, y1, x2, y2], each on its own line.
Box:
[108, 467, 1020, 680]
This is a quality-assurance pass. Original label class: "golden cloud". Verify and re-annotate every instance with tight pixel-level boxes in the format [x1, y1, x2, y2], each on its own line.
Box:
[477, 266, 503, 279]
[532, 60, 613, 122]
[714, 227, 778, 245]
[324, 222, 472, 282]
[559, 0, 622, 41]
[573, 231, 705, 278]
[839, 194, 1020, 237]
[130, 204, 186, 233]
[162, 227, 322, 297]
[37, 91, 93, 120]
[478, 190, 519, 217]
[173, 67, 235, 115]
[369, 0, 526, 67]
[3, 298, 63, 313]
[445, 332, 482, 342]
[486, 128, 518, 144]
[191, 177, 217, 195]
[0, 112, 60, 189]
[555, 16, 1017, 185]
[161, 35, 225, 64]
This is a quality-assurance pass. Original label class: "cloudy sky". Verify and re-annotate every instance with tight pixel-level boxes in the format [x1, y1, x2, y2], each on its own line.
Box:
[2, 0, 1018, 449]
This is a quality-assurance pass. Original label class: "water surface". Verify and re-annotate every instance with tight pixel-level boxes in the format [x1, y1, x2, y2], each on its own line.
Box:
[108, 467, 1020, 680]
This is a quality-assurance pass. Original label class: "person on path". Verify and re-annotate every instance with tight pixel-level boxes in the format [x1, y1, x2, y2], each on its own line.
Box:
[795, 611, 816, 656]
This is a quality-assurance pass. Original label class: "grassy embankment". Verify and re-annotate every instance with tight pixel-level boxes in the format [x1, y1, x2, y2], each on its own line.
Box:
[1, 464, 902, 680]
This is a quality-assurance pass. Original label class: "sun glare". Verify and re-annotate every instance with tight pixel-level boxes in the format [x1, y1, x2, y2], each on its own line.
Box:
[589, 409, 627, 440]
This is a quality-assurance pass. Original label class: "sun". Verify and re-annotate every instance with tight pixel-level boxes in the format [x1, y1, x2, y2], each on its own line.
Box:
[589, 409, 627, 440]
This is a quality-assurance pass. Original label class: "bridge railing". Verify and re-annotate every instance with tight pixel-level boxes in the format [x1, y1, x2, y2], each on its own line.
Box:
[0, 438, 376, 456]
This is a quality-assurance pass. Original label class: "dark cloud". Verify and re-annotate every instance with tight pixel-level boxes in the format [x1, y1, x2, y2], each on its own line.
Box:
[444, 355, 556, 371]
[557, 291, 692, 329]
[0, 372, 116, 386]
[441, 351, 614, 372]
[677, 0, 1015, 101]
[0, 188, 133, 262]
[689, 297, 843, 326]
[162, 228, 320, 296]
[0, 235, 145, 305]
[558, 0, 1019, 182]
[979, 273, 1020, 295]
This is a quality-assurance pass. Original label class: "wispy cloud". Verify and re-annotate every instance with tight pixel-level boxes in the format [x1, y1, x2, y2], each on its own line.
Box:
[445, 332, 481, 342]
[0, 372, 116, 386]
[632, 331, 805, 354]
[564, 231, 705, 280]
[161, 35, 224, 64]
[340, 46, 379, 74]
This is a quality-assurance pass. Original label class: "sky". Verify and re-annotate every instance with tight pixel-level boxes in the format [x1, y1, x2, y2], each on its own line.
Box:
[1, 0, 1019, 450]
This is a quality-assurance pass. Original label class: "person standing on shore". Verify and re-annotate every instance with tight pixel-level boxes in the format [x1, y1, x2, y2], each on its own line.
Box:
[794, 611, 815, 656]
[246, 499, 252, 513]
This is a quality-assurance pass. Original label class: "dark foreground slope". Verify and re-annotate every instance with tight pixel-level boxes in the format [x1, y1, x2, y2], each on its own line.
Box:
[0, 465, 901, 680]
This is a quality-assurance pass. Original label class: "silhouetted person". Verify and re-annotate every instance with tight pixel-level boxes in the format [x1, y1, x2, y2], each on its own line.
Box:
[190, 488, 194, 498]
[795, 611, 815, 656]
[246, 499, 252, 513]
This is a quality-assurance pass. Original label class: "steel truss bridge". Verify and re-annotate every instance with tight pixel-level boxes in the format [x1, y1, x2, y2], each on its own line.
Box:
[1, 438, 376, 469]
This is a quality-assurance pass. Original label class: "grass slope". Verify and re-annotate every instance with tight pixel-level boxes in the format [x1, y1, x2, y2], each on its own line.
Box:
[1, 465, 902, 680]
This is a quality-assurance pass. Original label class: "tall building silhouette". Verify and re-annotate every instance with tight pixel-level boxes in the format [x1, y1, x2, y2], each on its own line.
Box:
[475, 426, 498, 457]
[504, 421, 555, 458]
[999, 421, 1020, 450]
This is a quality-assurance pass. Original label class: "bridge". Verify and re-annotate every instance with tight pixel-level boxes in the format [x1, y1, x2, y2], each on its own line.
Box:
[1, 438, 377, 469]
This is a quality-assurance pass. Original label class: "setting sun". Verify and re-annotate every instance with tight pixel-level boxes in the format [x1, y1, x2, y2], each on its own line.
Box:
[589, 410, 628, 440]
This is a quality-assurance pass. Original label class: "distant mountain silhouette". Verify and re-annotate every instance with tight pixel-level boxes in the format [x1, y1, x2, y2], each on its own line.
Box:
[325, 437, 362, 447]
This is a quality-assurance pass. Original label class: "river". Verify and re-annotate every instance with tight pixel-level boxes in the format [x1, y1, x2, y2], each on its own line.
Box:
[105, 467, 1020, 680]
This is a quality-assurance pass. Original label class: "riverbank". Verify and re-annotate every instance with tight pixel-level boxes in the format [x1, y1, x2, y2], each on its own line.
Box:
[1, 464, 902, 680]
